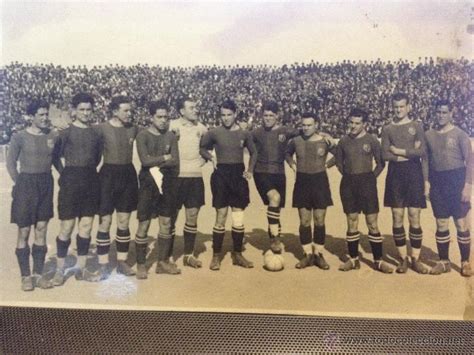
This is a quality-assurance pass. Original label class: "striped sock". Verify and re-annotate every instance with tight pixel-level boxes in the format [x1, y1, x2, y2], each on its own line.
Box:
[96, 231, 110, 264]
[116, 228, 131, 261]
[135, 234, 148, 265]
[346, 231, 360, 259]
[232, 225, 245, 252]
[435, 230, 450, 261]
[393, 226, 407, 258]
[183, 223, 198, 255]
[368, 232, 383, 261]
[457, 231, 471, 262]
[267, 207, 280, 238]
[212, 226, 225, 254]
[409, 227, 423, 260]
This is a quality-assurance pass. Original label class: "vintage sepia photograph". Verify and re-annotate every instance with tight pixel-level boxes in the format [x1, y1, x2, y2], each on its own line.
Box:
[1, 0, 473, 323]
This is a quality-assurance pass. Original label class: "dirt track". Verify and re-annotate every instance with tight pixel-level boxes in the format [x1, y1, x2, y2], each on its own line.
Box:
[0, 144, 472, 320]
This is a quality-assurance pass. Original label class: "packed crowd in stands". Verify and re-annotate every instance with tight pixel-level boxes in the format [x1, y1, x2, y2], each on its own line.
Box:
[1, 57, 472, 144]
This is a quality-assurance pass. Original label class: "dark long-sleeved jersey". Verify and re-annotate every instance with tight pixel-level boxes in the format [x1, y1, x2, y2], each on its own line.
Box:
[95, 121, 139, 165]
[285, 134, 336, 174]
[136, 129, 179, 176]
[57, 124, 102, 167]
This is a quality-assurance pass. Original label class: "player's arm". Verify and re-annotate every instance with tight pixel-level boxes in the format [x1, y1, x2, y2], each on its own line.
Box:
[51, 132, 64, 174]
[335, 140, 344, 175]
[285, 138, 297, 172]
[136, 132, 171, 167]
[199, 130, 215, 162]
[245, 131, 257, 176]
[92, 124, 104, 168]
[6, 132, 21, 182]
[159, 135, 179, 168]
[460, 132, 473, 202]
[392, 123, 426, 158]
[372, 136, 385, 177]
[381, 126, 406, 162]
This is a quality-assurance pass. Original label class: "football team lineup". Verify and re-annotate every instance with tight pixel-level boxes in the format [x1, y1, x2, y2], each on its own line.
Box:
[1, 93, 472, 320]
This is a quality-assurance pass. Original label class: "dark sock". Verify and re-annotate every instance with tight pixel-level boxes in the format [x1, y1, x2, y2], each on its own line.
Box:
[32, 244, 47, 275]
[56, 236, 71, 258]
[409, 226, 423, 249]
[392, 226, 406, 247]
[314, 225, 326, 245]
[76, 235, 91, 256]
[212, 226, 225, 254]
[15, 246, 31, 277]
[368, 232, 383, 261]
[116, 228, 131, 253]
[457, 231, 471, 262]
[96, 231, 110, 256]
[231, 225, 245, 252]
[435, 230, 450, 260]
[346, 231, 360, 259]
[299, 225, 312, 245]
[183, 223, 197, 255]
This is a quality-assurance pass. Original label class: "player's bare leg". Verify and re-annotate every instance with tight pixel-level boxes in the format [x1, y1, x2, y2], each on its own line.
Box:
[32, 221, 53, 289]
[339, 213, 361, 271]
[210, 207, 228, 270]
[366, 213, 393, 273]
[230, 207, 253, 268]
[156, 215, 181, 274]
[135, 219, 151, 279]
[407, 207, 428, 274]
[430, 218, 452, 275]
[296, 208, 314, 268]
[454, 217, 471, 277]
[16, 227, 34, 291]
[96, 214, 112, 279]
[392, 208, 409, 273]
[267, 189, 283, 253]
[183, 207, 202, 268]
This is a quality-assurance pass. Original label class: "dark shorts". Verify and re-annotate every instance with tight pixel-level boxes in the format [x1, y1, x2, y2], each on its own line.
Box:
[173, 177, 205, 210]
[254, 172, 286, 207]
[58, 166, 100, 220]
[11, 173, 54, 228]
[211, 164, 250, 209]
[99, 164, 138, 216]
[384, 160, 426, 209]
[292, 171, 333, 210]
[430, 168, 470, 219]
[136, 169, 176, 220]
[340, 172, 379, 215]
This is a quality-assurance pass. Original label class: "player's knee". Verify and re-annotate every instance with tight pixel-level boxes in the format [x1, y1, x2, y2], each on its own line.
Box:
[267, 191, 281, 206]
[100, 215, 112, 229]
[436, 218, 450, 232]
[35, 222, 48, 234]
[454, 218, 468, 233]
[116, 213, 130, 230]
[78, 217, 94, 235]
[186, 208, 199, 224]
[231, 210, 245, 227]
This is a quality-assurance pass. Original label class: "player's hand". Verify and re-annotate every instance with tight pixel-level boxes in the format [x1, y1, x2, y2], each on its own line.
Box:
[211, 156, 218, 170]
[396, 156, 409, 162]
[461, 183, 472, 203]
[171, 127, 180, 139]
[163, 154, 172, 161]
[322, 135, 336, 148]
[389, 145, 404, 156]
[414, 140, 421, 149]
[243, 171, 253, 180]
[424, 181, 430, 201]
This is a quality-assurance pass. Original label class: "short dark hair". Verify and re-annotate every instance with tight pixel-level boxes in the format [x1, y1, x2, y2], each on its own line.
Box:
[149, 100, 169, 116]
[435, 99, 453, 111]
[392, 92, 409, 104]
[262, 101, 279, 114]
[71, 92, 95, 108]
[176, 96, 194, 112]
[301, 112, 316, 121]
[348, 108, 368, 122]
[26, 99, 49, 116]
[109, 95, 131, 113]
[221, 99, 237, 113]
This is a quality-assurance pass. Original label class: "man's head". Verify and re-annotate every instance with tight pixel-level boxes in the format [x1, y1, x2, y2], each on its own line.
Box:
[109, 95, 132, 124]
[435, 99, 453, 128]
[391, 93, 410, 120]
[27, 99, 50, 130]
[71, 93, 94, 124]
[149, 100, 169, 131]
[347, 108, 368, 137]
[262, 101, 279, 129]
[177, 97, 198, 122]
[220, 99, 237, 129]
[300, 112, 317, 137]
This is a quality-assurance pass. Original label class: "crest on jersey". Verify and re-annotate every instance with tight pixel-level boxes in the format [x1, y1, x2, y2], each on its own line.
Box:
[165, 144, 170, 153]
[317, 147, 326, 156]
[447, 138, 456, 148]
[363, 143, 371, 153]
[240, 139, 245, 148]
[278, 134, 286, 143]
[408, 127, 416, 136]
[46, 139, 54, 149]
